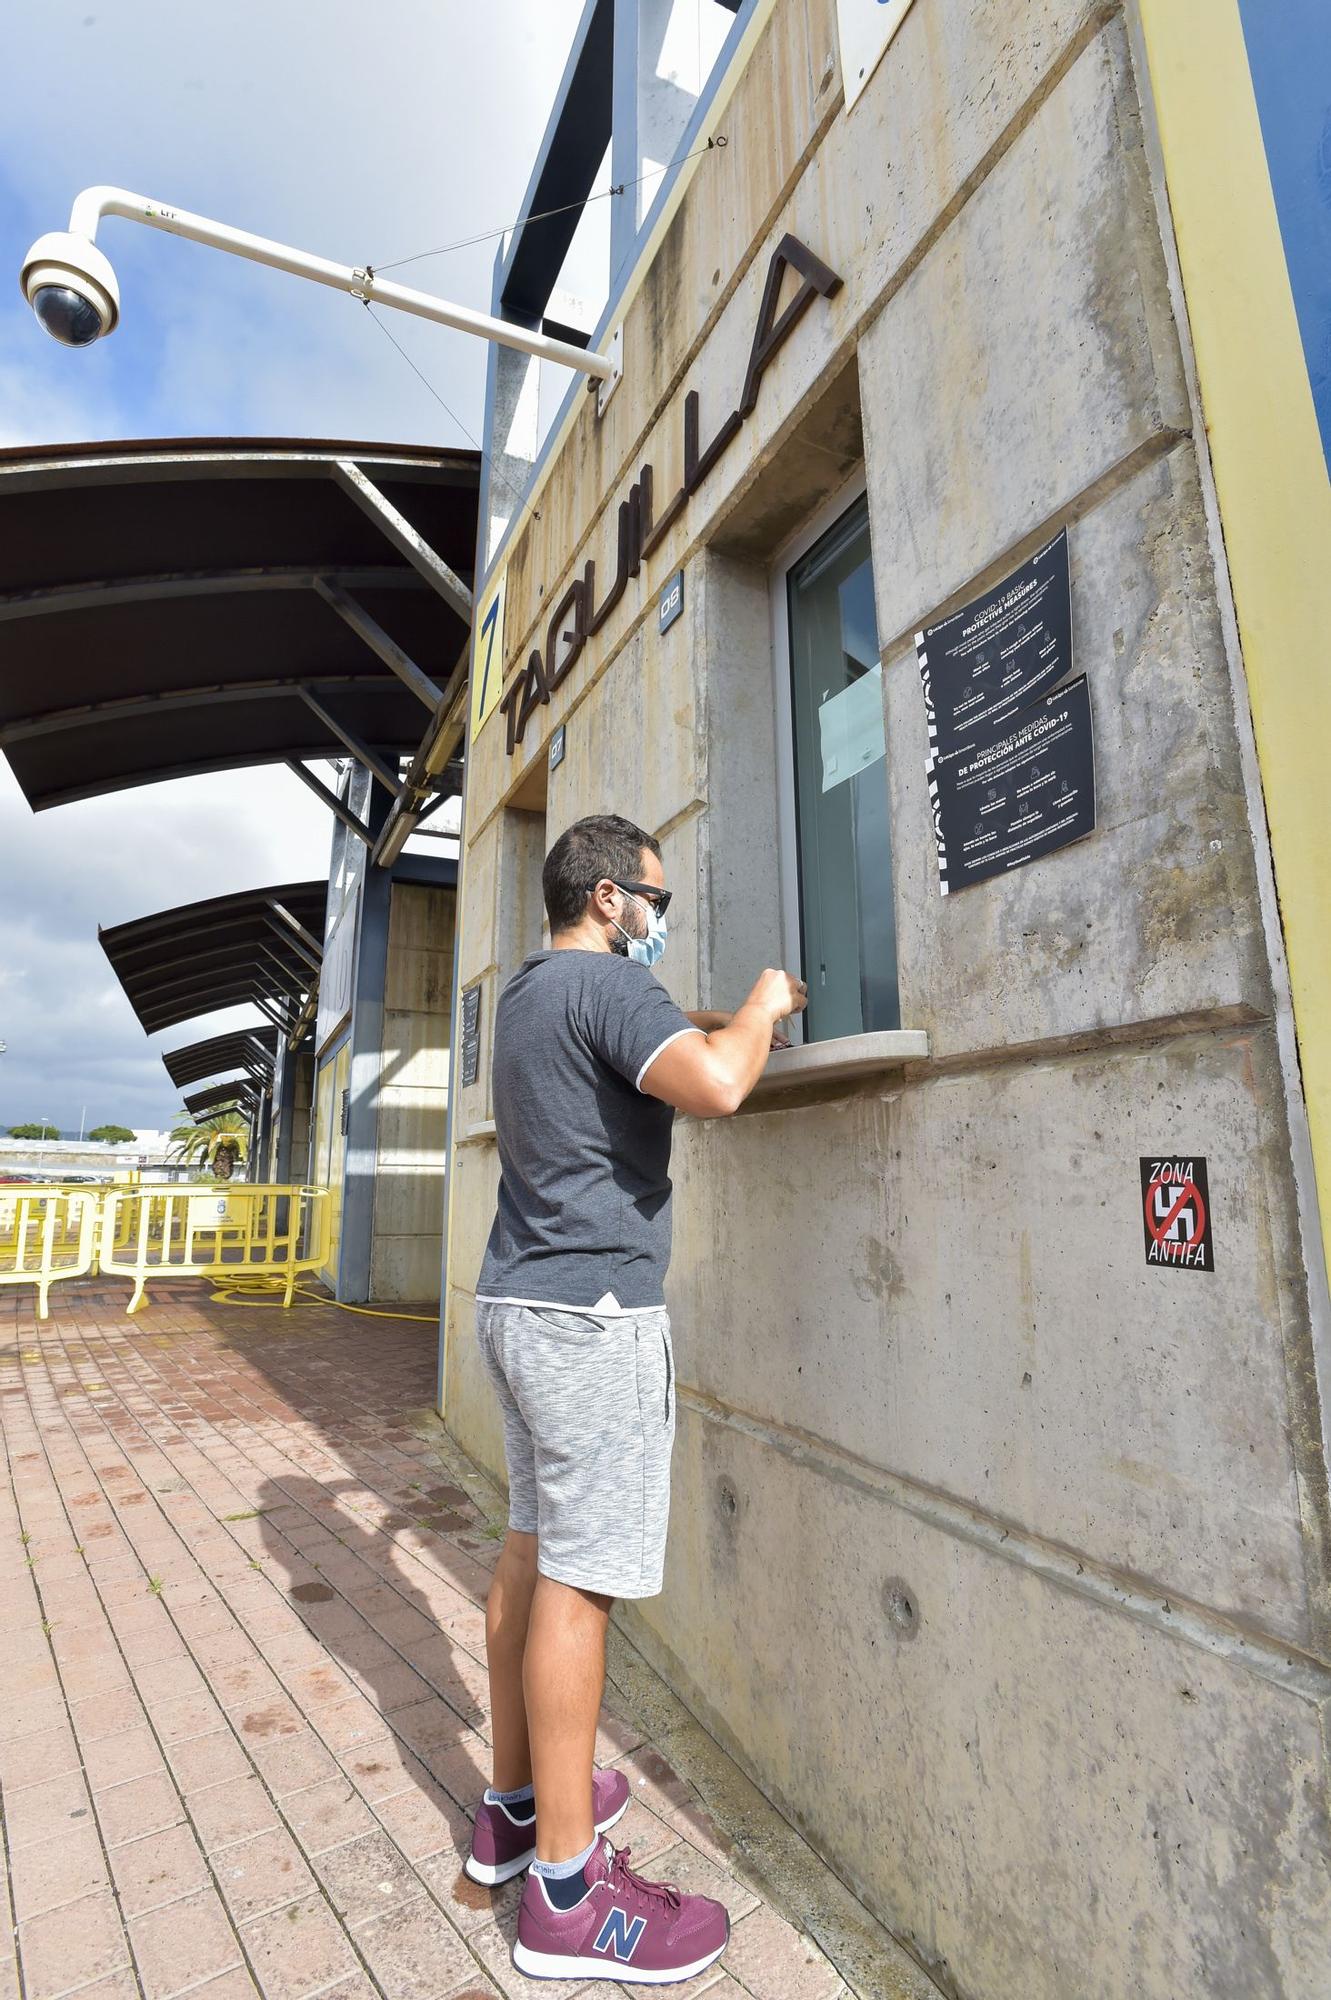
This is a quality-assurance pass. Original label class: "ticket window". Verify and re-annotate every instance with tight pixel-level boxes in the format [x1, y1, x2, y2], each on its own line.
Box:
[778, 487, 900, 1042]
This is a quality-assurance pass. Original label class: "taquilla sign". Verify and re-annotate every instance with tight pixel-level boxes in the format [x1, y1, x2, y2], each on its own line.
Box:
[497, 234, 843, 754]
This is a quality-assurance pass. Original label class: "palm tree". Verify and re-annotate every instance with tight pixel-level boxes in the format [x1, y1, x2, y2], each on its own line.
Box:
[167, 1106, 251, 1179]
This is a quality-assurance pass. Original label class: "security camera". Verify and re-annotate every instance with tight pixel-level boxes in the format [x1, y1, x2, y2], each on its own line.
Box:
[19, 231, 119, 346]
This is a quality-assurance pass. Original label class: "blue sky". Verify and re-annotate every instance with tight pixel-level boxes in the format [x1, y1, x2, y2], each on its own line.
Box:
[1240, 0, 1331, 478]
[0, 1, 596, 452]
[0, 0, 593, 1133]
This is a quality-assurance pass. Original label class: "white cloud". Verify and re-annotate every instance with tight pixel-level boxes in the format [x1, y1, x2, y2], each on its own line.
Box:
[0, 0, 594, 1132]
[0, 759, 338, 1131]
[2, 0, 596, 449]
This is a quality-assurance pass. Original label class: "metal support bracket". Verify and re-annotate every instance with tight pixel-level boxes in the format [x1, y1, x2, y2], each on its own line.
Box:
[311, 578, 445, 712]
[286, 987, 319, 1053]
[258, 929, 319, 984]
[296, 688, 402, 796]
[284, 758, 374, 844]
[412, 783, 461, 832]
[256, 944, 310, 997]
[331, 460, 474, 624]
[596, 324, 624, 418]
[264, 899, 324, 967]
[370, 635, 471, 867]
[254, 994, 297, 1032]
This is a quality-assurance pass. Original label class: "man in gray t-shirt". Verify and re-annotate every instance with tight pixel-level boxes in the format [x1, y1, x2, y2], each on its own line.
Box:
[463, 813, 806, 1986]
[478, 947, 698, 1310]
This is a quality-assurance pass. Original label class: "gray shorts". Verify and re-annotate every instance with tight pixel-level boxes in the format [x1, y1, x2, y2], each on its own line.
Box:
[475, 1299, 676, 1600]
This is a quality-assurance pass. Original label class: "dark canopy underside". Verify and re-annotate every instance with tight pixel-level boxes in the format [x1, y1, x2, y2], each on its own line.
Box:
[162, 1026, 279, 1092]
[184, 1080, 258, 1118]
[100, 880, 326, 1039]
[0, 438, 479, 811]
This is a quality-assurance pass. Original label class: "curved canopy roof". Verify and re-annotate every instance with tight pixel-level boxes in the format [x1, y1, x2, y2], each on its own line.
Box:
[0, 438, 478, 811]
[162, 1026, 278, 1092]
[184, 1080, 259, 1119]
[100, 880, 326, 1038]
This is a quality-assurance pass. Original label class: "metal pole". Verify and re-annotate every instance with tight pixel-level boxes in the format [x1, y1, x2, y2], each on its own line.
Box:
[64, 187, 618, 380]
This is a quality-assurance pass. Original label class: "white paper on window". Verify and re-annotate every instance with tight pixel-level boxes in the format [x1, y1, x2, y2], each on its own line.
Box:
[818, 664, 886, 793]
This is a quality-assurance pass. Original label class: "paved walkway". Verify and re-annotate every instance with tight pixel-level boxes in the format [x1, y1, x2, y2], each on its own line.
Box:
[0, 1278, 899, 2000]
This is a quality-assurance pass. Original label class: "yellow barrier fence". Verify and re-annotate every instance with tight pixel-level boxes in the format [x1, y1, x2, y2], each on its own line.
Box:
[0, 1187, 103, 1319]
[100, 1184, 331, 1314]
[0, 1184, 330, 1319]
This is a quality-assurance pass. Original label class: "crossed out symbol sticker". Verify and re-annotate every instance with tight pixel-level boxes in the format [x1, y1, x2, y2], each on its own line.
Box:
[1139, 1157, 1213, 1272]
[1145, 1176, 1206, 1249]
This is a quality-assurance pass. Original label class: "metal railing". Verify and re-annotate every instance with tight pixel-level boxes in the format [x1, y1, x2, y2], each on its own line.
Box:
[0, 1183, 330, 1319]
[0, 1186, 103, 1318]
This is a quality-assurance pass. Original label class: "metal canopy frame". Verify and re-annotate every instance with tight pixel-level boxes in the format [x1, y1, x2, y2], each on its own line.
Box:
[184, 1079, 260, 1119]
[161, 1026, 278, 1091]
[0, 439, 478, 857]
[99, 880, 326, 1039]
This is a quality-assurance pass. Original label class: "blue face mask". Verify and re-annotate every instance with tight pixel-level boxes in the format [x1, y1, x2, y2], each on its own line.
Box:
[612, 890, 668, 969]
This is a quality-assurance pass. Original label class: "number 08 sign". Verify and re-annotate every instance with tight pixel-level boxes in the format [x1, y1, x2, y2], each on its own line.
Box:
[836, 0, 917, 111]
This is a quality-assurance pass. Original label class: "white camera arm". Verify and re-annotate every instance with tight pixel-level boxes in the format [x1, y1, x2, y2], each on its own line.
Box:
[61, 185, 616, 381]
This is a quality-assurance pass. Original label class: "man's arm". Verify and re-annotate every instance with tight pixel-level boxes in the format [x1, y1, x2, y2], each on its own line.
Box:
[686, 1007, 790, 1048]
[643, 970, 807, 1118]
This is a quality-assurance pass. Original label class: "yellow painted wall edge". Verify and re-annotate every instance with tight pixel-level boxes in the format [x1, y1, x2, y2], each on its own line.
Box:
[1136, 0, 1331, 1289]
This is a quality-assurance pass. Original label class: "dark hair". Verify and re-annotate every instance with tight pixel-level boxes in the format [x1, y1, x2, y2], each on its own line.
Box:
[543, 814, 660, 932]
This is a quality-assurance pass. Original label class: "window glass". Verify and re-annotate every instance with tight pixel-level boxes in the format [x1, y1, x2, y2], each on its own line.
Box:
[787, 497, 900, 1041]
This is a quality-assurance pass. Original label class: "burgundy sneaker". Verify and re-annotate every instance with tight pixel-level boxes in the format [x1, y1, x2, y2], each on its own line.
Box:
[465, 1767, 630, 1886]
[514, 1836, 729, 1984]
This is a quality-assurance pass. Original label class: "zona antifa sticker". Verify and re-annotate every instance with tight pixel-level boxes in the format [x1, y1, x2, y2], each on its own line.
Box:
[1140, 1157, 1214, 1272]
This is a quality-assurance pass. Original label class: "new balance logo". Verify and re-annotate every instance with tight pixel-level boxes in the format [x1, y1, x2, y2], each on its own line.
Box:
[594, 1907, 647, 1961]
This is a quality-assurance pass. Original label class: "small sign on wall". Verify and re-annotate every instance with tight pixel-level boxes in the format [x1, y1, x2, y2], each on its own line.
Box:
[917, 526, 1095, 895]
[658, 569, 684, 635]
[1140, 1157, 1214, 1271]
[460, 984, 482, 1089]
[837, 0, 917, 111]
[925, 675, 1096, 895]
[916, 529, 1073, 760]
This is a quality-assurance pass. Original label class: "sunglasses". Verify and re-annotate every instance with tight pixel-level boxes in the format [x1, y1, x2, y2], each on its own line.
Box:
[608, 878, 672, 916]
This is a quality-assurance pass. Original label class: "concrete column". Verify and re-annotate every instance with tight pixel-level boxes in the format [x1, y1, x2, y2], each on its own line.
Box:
[253, 1090, 272, 1182]
[272, 1040, 298, 1184]
[335, 781, 394, 1302]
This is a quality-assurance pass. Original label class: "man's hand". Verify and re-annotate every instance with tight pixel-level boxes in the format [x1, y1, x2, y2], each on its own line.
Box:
[749, 969, 808, 1023]
[643, 968, 808, 1117]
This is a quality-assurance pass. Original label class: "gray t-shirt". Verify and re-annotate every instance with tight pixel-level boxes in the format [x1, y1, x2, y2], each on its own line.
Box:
[477, 949, 702, 1310]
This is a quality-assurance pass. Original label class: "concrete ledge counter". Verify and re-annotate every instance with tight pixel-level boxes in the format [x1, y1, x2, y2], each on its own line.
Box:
[752, 1029, 930, 1093]
[455, 1043, 933, 1131]
[458, 1119, 498, 1145]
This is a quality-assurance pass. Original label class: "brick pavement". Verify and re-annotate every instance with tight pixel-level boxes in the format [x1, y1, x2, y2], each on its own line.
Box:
[0, 1279, 857, 2000]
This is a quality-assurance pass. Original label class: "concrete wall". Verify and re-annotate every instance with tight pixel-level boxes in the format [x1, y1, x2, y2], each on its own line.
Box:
[371, 881, 454, 1303]
[445, 2, 1331, 1993]
[288, 1052, 313, 1185]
